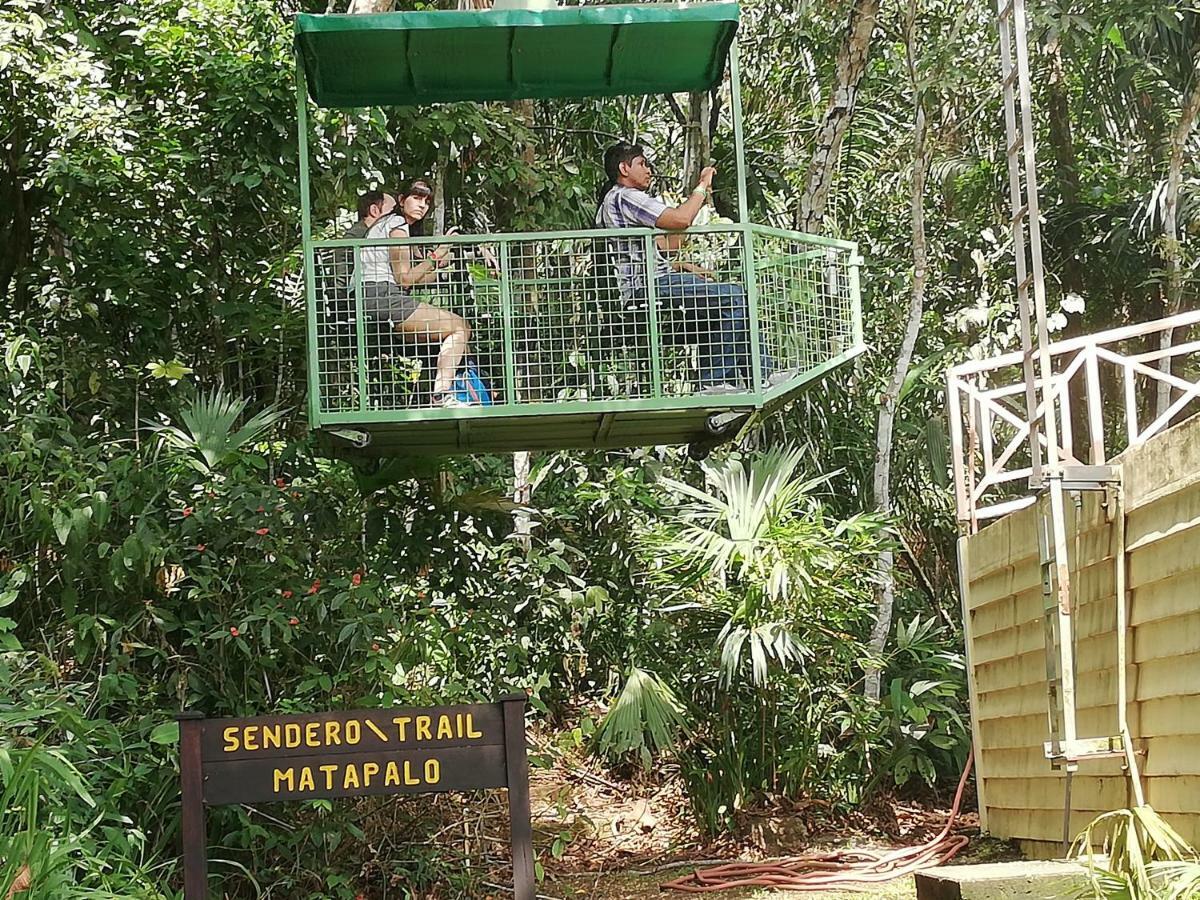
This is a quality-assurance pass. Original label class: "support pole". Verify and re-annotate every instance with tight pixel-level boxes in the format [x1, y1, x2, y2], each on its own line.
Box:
[178, 711, 207, 900]
[499, 241, 518, 407]
[297, 55, 321, 429]
[1010, 0, 1061, 473]
[645, 235, 663, 398]
[995, 0, 1041, 484]
[729, 40, 750, 225]
[502, 695, 535, 900]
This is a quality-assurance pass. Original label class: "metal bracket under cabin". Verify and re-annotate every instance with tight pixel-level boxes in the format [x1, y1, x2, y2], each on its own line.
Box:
[327, 428, 372, 449]
[1044, 736, 1126, 764]
[1059, 464, 1121, 493]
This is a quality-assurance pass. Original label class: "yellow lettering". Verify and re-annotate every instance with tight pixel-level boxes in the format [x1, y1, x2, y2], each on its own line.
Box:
[466, 713, 482, 739]
[415, 716, 432, 741]
[345, 720, 361, 745]
[305, 722, 320, 747]
[403, 760, 420, 786]
[243, 725, 258, 752]
[365, 719, 389, 743]
[222, 726, 240, 753]
[285, 723, 301, 748]
[298, 766, 315, 792]
[319, 764, 338, 791]
[385, 761, 401, 786]
[262, 725, 281, 750]
[436, 715, 453, 740]
[455, 713, 464, 738]
[273, 768, 294, 792]
[324, 720, 341, 746]
[392, 716, 411, 742]
[343, 764, 360, 790]
[362, 761, 379, 787]
[424, 758, 440, 784]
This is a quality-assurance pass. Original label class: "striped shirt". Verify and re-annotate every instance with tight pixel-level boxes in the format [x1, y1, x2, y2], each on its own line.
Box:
[595, 186, 671, 294]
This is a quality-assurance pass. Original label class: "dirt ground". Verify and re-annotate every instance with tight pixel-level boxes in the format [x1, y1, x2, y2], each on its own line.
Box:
[528, 749, 1018, 900]
[553, 870, 918, 899]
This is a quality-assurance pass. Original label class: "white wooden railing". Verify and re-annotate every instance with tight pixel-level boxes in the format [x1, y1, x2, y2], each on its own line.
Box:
[947, 310, 1200, 532]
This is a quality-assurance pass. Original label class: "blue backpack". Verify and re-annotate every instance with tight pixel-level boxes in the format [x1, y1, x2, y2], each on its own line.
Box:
[449, 360, 493, 406]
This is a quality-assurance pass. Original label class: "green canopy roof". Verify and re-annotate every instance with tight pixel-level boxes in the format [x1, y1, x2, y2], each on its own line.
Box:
[295, 3, 739, 108]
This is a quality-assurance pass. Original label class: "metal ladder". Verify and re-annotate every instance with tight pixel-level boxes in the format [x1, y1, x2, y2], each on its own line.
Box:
[995, 0, 1145, 839]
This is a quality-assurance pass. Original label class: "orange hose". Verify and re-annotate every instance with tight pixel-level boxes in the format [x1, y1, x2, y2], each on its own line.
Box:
[661, 750, 974, 893]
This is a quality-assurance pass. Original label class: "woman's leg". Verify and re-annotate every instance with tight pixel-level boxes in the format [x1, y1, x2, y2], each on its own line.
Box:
[397, 304, 471, 395]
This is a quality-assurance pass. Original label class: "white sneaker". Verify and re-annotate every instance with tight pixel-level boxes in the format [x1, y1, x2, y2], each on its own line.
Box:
[765, 368, 800, 388]
[434, 392, 468, 409]
[699, 382, 744, 396]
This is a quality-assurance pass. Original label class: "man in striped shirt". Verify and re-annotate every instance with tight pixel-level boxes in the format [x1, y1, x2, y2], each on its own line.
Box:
[596, 141, 769, 391]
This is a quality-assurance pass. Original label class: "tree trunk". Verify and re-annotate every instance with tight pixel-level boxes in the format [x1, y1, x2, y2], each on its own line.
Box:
[1044, 35, 1096, 455]
[432, 146, 448, 236]
[864, 8, 929, 700]
[513, 450, 533, 549]
[1155, 71, 1200, 419]
[796, 0, 881, 234]
[511, 97, 537, 550]
[1045, 36, 1079, 210]
[682, 91, 713, 195]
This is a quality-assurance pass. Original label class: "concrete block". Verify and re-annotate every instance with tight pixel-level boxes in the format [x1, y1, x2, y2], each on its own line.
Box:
[914, 860, 1091, 900]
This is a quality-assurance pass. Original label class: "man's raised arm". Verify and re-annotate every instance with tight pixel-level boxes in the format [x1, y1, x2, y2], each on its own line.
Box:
[655, 166, 717, 231]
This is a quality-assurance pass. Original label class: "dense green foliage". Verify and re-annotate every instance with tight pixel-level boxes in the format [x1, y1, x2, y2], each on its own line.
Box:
[2, 0, 1197, 896]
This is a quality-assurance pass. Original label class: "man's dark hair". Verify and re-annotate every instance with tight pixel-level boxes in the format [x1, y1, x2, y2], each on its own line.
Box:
[356, 189, 389, 222]
[597, 141, 646, 202]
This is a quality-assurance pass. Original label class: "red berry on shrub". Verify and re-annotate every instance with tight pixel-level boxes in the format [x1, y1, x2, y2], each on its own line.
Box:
[182, 507, 193, 517]
[281, 589, 293, 599]
[351, 572, 362, 587]
[196, 544, 206, 552]
[229, 627, 239, 637]
[371, 643, 380, 652]
[289, 617, 299, 626]
[307, 580, 321, 595]
[255, 527, 269, 536]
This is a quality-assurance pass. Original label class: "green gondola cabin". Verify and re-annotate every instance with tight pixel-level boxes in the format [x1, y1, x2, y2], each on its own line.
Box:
[294, 2, 864, 457]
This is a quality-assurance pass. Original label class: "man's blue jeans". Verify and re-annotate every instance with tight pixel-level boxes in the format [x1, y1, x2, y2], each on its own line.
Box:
[655, 272, 772, 386]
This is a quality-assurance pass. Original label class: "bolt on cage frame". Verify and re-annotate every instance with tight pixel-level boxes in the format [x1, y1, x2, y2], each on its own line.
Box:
[294, 3, 865, 454]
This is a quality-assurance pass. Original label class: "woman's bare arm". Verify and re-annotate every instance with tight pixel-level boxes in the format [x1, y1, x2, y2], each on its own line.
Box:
[389, 231, 443, 287]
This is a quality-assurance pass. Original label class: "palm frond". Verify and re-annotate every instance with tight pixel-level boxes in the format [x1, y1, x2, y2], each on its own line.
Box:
[157, 388, 287, 470]
[1073, 805, 1200, 899]
[717, 620, 808, 686]
[594, 666, 689, 769]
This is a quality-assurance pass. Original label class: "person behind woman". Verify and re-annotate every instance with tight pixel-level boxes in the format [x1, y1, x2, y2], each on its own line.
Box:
[360, 179, 472, 408]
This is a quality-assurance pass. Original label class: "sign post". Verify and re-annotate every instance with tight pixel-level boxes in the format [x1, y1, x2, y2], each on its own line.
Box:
[178, 695, 533, 899]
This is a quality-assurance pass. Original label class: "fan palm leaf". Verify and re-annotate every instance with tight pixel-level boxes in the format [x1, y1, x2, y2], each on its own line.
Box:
[594, 666, 689, 768]
[157, 388, 287, 471]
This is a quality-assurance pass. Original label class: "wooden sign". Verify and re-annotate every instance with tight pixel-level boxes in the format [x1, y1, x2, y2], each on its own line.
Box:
[178, 695, 533, 899]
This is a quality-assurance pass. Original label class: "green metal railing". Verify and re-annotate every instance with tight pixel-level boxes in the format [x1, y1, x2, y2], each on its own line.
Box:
[305, 224, 862, 427]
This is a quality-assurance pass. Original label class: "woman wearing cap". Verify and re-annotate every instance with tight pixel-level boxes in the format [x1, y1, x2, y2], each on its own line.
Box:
[360, 178, 471, 408]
